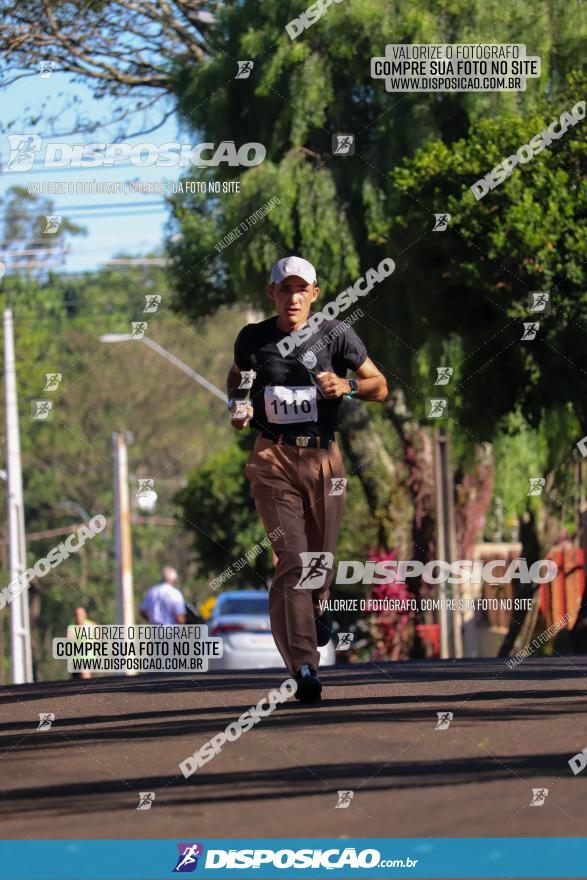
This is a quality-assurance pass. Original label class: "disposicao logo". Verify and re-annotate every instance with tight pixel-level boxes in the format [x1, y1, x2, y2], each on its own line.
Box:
[173, 843, 204, 872]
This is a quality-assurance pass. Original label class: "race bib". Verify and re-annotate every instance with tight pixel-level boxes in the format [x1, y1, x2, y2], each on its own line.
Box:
[264, 385, 318, 424]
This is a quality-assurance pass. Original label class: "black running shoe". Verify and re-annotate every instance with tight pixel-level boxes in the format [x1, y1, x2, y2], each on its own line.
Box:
[294, 663, 322, 702]
[314, 606, 332, 647]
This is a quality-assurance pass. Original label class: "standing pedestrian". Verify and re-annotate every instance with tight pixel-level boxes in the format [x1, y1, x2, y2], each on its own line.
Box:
[140, 566, 186, 625]
[227, 256, 388, 701]
[67, 606, 98, 680]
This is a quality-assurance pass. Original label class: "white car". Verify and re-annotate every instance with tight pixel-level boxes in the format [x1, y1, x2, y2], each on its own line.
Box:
[208, 590, 336, 670]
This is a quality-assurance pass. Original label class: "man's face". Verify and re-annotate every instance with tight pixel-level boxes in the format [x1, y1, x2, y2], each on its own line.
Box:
[268, 275, 320, 330]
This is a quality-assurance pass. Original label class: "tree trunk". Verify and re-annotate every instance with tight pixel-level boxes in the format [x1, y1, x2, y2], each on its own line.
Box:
[383, 389, 436, 566]
[498, 510, 542, 657]
[337, 398, 411, 556]
[28, 584, 42, 679]
[454, 443, 494, 558]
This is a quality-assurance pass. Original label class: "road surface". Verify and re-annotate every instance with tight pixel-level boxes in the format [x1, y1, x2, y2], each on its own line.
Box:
[0, 657, 585, 840]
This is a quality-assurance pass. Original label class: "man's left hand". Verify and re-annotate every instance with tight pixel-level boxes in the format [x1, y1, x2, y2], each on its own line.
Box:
[316, 372, 351, 399]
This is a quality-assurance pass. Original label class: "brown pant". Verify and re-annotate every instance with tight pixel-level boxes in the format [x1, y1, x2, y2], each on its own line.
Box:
[245, 435, 346, 673]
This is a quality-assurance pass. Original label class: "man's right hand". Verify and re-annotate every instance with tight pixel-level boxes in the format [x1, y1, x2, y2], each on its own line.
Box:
[230, 402, 254, 430]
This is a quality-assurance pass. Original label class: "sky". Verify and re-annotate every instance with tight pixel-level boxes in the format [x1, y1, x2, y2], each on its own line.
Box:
[0, 71, 187, 273]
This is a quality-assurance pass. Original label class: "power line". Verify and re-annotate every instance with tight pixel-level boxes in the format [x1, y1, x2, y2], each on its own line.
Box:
[105, 258, 167, 266]
[2, 200, 166, 214]
[1, 162, 182, 174]
[2, 166, 189, 177]
[0, 236, 162, 246]
[63, 210, 168, 219]
[0, 240, 162, 253]
[10, 516, 181, 543]
[1, 259, 168, 273]
[0, 211, 168, 224]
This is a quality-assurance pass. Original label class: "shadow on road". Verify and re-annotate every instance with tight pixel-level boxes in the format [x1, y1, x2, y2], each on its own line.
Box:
[2, 656, 586, 704]
[0, 657, 584, 826]
[0, 685, 584, 750]
[0, 748, 577, 820]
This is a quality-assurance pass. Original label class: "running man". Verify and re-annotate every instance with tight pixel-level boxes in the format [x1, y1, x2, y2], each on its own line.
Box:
[227, 256, 388, 701]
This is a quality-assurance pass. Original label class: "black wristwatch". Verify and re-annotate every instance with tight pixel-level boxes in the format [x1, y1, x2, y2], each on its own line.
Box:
[345, 379, 358, 399]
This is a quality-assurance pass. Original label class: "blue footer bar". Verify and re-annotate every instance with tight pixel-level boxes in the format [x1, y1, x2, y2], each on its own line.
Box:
[1, 838, 586, 879]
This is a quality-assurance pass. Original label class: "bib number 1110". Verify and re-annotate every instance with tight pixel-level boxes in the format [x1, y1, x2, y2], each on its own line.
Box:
[270, 398, 311, 416]
[264, 385, 318, 424]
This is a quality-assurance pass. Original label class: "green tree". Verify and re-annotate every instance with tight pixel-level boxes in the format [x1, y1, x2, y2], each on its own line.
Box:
[165, 1, 585, 569]
[0, 248, 242, 679]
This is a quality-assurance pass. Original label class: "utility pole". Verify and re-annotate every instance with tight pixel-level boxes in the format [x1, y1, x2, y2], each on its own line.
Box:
[112, 433, 134, 634]
[434, 427, 461, 659]
[3, 309, 33, 683]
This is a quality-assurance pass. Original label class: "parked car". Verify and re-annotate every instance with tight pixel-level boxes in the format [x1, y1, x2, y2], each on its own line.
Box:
[207, 590, 336, 670]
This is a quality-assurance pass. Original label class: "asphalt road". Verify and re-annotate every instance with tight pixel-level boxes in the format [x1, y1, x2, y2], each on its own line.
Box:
[0, 657, 585, 842]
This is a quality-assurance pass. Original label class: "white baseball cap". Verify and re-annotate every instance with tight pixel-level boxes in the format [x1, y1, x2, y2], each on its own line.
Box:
[270, 255, 317, 286]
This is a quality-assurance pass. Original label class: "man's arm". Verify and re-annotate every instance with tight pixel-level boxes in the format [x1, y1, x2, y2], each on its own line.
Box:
[317, 358, 388, 402]
[226, 363, 243, 399]
[139, 609, 149, 622]
[226, 362, 254, 430]
[175, 595, 187, 625]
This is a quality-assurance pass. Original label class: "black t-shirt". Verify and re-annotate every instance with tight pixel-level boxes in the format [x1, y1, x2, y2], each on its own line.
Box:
[233, 316, 368, 437]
